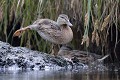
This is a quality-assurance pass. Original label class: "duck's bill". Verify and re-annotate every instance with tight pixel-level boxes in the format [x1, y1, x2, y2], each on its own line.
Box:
[67, 21, 73, 26]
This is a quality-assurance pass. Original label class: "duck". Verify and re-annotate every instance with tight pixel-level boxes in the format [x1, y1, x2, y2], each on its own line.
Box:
[13, 14, 73, 55]
[58, 45, 109, 64]
[58, 45, 100, 64]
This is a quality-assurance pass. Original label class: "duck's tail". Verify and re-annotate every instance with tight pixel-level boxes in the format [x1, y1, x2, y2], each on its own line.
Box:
[97, 54, 110, 61]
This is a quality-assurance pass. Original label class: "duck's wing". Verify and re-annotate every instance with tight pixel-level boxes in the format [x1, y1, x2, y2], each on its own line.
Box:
[32, 19, 64, 43]
[32, 19, 61, 30]
[13, 19, 61, 37]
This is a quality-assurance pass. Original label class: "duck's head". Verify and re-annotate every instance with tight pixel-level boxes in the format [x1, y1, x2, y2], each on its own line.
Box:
[57, 14, 73, 27]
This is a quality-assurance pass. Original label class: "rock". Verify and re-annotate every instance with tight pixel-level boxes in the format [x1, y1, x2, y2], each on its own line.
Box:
[0, 41, 70, 70]
[0, 41, 107, 71]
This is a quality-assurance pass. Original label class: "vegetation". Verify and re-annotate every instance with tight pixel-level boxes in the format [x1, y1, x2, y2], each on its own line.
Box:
[0, 0, 119, 61]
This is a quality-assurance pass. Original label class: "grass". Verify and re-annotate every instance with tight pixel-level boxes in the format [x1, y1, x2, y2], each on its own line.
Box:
[0, 0, 119, 58]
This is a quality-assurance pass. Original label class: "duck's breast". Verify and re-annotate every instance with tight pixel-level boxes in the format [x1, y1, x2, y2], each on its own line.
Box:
[61, 26, 73, 44]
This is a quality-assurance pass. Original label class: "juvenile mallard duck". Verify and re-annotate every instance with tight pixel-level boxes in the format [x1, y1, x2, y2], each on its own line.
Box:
[58, 46, 109, 64]
[13, 14, 73, 55]
[57, 46, 93, 63]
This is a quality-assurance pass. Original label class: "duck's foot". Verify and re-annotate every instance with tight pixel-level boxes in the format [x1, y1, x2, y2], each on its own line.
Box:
[13, 27, 30, 37]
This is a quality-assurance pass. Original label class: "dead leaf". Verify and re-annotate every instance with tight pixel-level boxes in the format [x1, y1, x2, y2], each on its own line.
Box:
[101, 14, 110, 31]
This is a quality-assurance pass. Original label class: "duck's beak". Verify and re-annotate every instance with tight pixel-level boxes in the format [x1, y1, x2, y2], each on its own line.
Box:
[67, 20, 73, 27]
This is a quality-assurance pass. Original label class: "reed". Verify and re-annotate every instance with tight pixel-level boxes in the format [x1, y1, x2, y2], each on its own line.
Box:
[0, 0, 119, 56]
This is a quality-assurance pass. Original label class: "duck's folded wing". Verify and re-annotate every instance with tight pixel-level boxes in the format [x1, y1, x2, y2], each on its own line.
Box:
[33, 19, 61, 30]
[39, 25, 62, 38]
[36, 23, 63, 43]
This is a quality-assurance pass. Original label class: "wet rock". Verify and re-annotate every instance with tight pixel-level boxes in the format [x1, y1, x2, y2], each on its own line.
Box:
[45, 56, 68, 67]
[6, 58, 15, 66]
[39, 65, 45, 70]
[0, 41, 70, 70]
[0, 59, 5, 67]
[15, 56, 28, 69]
[30, 65, 35, 69]
[0, 41, 107, 71]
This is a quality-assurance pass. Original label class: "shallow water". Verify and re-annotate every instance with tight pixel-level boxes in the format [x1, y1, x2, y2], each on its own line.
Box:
[0, 69, 119, 80]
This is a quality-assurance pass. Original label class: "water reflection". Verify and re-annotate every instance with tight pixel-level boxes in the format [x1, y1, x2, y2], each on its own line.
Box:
[0, 69, 119, 80]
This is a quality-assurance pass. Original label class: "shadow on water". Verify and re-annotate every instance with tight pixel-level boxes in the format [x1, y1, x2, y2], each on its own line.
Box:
[0, 69, 120, 80]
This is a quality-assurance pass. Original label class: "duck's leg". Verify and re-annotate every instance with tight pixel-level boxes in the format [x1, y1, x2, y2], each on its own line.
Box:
[51, 44, 60, 56]
[13, 26, 30, 37]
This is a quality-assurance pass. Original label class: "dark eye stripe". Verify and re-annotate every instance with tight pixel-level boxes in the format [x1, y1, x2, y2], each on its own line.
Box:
[61, 17, 64, 18]
[61, 17, 68, 22]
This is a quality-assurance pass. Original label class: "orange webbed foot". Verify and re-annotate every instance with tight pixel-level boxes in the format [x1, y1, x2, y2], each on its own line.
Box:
[13, 29, 24, 37]
[13, 27, 30, 37]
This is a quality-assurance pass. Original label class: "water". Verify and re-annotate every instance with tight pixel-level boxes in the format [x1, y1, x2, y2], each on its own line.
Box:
[0, 69, 119, 80]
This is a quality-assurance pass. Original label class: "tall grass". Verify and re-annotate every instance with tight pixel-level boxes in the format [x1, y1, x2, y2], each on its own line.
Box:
[0, 0, 119, 56]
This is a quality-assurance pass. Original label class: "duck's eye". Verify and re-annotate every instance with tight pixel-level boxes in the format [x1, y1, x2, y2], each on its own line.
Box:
[60, 17, 64, 19]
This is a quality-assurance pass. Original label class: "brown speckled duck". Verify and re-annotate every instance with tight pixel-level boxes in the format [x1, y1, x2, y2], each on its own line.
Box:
[58, 46, 109, 64]
[13, 14, 73, 55]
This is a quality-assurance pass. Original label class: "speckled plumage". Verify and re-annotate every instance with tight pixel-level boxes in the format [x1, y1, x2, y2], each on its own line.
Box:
[14, 14, 73, 45]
